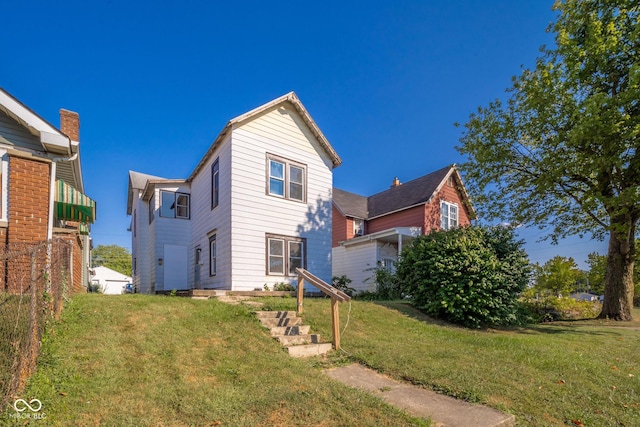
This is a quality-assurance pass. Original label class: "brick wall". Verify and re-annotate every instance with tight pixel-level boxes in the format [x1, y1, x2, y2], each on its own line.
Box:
[4, 155, 51, 293]
[7, 155, 51, 244]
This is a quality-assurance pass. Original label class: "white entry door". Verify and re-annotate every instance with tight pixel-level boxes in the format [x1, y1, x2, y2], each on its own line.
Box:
[164, 244, 188, 290]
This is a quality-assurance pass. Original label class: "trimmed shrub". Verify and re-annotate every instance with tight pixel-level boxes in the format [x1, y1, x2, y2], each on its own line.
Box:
[396, 225, 530, 328]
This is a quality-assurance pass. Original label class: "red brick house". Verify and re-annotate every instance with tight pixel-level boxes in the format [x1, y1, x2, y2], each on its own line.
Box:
[0, 87, 95, 294]
[332, 165, 474, 292]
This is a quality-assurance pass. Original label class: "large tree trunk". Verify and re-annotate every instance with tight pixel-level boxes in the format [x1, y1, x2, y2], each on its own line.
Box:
[599, 226, 635, 321]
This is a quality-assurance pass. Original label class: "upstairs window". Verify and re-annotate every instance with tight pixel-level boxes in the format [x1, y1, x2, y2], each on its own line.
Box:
[148, 195, 154, 224]
[440, 201, 458, 230]
[353, 219, 364, 236]
[211, 159, 219, 210]
[160, 191, 190, 219]
[267, 155, 306, 202]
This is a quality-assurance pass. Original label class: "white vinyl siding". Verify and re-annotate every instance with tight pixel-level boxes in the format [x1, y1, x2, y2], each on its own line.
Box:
[189, 133, 232, 289]
[229, 104, 334, 289]
[151, 184, 192, 291]
[331, 243, 378, 293]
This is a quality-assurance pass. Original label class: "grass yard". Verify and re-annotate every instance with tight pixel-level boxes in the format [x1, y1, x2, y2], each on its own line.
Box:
[5, 294, 639, 426]
[259, 297, 640, 427]
[6, 294, 426, 426]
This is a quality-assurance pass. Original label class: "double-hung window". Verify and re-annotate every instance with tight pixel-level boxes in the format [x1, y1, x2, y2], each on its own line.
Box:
[440, 201, 458, 230]
[353, 218, 364, 236]
[160, 191, 190, 219]
[267, 155, 306, 202]
[267, 234, 306, 276]
[209, 234, 217, 276]
[148, 195, 154, 224]
[211, 159, 219, 210]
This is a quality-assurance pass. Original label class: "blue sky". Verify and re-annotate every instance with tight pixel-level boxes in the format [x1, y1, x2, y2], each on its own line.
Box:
[2, 0, 607, 268]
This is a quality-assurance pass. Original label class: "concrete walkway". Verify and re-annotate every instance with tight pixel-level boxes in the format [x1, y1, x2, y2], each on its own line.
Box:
[324, 364, 515, 427]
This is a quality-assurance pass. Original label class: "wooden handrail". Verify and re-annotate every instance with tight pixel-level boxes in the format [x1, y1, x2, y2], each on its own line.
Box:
[295, 268, 351, 302]
[295, 268, 351, 350]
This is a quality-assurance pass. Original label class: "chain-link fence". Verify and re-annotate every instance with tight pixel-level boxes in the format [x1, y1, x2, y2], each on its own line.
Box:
[0, 239, 73, 409]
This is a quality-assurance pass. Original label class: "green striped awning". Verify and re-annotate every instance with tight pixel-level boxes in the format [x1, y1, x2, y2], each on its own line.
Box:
[54, 180, 96, 224]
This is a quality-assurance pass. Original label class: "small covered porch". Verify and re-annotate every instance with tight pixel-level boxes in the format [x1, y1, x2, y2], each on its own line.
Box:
[332, 227, 422, 293]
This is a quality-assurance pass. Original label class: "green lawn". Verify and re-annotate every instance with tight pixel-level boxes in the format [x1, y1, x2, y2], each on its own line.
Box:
[259, 297, 640, 427]
[6, 294, 426, 426]
[6, 294, 640, 426]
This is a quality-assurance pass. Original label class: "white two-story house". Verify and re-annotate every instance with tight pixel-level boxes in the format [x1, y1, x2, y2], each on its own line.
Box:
[127, 92, 341, 293]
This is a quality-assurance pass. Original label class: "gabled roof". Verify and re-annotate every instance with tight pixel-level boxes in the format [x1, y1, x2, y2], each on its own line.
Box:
[188, 92, 341, 181]
[368, 166, 452, 218]
[0, 87, 84, 191]
[333, 188, 368, 219]
[127, 170, 167, 214]
[334, 165, 474, 220]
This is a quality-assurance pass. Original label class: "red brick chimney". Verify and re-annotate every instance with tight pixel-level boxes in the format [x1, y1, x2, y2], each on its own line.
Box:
[60, 109, 80, 141]
[391, 177, 402, 188]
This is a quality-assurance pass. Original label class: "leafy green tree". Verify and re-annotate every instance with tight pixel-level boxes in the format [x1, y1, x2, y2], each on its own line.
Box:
[396, 225, 530, 328]
[533, 256, 582, 296]
[457, 0, 639, 320]
[586, 252, 607, 295]
[92, 245, 132, 276]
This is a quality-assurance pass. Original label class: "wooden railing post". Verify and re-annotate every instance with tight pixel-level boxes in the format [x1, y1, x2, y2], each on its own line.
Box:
[295, 268, 350, 351]
[331, 297, 340, 350]
[297, 273, 305, 314]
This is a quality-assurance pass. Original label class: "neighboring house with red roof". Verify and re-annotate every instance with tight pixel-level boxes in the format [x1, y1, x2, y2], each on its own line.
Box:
[332, 165, 474, 292]
[127, 92, 341, 293]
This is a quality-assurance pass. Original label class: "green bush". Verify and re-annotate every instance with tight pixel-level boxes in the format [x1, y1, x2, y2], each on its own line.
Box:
[273, 282, 296, 292]
[332, 275, 356, 297]
[520, 296, 601, 321]
[361, 265, 403, 300]
[396, 225, 530, 328]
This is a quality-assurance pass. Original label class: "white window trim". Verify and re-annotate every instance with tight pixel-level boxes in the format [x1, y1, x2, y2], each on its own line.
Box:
[267, 238, 285, 275]
[353, 218, 364, 236]
[159, 190, 190, 219]
[266, 154, 307, 203]
[175, 193, 190, 219]
[440, 201, 459, 230]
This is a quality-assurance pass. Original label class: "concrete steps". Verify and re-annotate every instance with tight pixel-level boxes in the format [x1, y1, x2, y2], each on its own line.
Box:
[255, 310, 332, 358]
